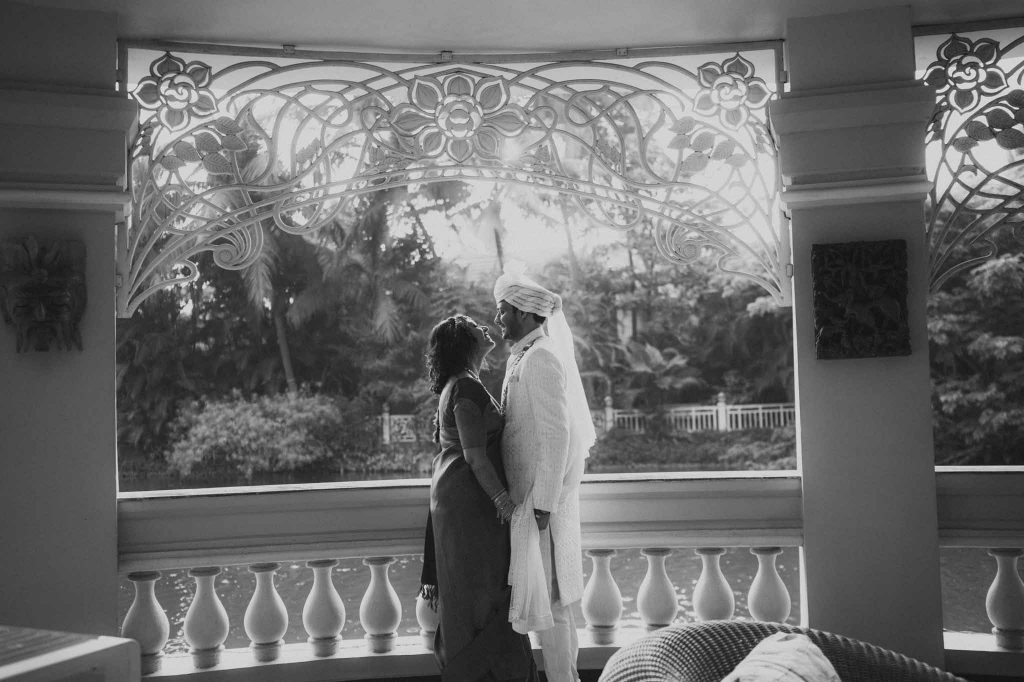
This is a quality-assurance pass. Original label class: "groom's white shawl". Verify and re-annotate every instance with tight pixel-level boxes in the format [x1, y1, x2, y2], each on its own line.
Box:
[501, 328, 588, 633]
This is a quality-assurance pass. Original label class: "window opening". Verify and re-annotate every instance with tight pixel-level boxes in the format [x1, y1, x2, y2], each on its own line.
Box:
[117, 42, 795, 491]
[917, 23, 1024, 467]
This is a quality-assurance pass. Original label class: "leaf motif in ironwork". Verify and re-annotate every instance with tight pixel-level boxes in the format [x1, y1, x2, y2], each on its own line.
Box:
[158, 155, 186, 171]
[202, 152, 233, 176]
[220, 134, 248, 152]
[986, 108, 1016, 130]
[668, 133, 690, 150]
[193, 131, 222, 153]
[995, 128, 1024, 150]
[213, 116, 243, 135]
[690, 131, 715, 152]
[681, 152, 709, 173]
[965, 120, 994, 141]
[172, 140, 202, 163]
[711, 139, 737, 160]
[951, 136, 979, 153]
[671, 116, 697, 134]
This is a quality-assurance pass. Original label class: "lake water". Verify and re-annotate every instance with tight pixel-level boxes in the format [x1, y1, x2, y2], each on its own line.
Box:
[118, 547, 996, 655]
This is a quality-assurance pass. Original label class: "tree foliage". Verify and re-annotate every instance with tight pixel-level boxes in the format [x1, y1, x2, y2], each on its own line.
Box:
[929, 249, 1024, 465]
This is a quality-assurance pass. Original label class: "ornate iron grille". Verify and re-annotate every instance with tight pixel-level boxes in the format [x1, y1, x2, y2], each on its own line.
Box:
[116, 43, 788, 317]
[919, 25, 1024, 291]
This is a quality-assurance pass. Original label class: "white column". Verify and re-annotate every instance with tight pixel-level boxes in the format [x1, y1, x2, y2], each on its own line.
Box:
[770, 6, 944, 663]
[303, 559, 346, 657]
[244, 562, 289, 662]
[986, 549, 1024, 650]
[121, 571, 169, 674]
[582, 549, 622, 644]
[637, 548, 677, 630]
[693, 548, 734, 621]
[0, 3, 136, 636]
[748, 547, 791, 623]
[359, 556, 402, 653]
[184, 567, 229, 669]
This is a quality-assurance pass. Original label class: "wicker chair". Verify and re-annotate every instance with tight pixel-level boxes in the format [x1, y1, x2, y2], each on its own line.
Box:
[598, 620, 968, 682]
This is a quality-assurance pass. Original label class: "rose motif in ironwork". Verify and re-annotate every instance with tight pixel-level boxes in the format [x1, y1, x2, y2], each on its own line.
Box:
[924, 35, 1007, 113]
[133, 53, 218, 131]
[693, 54, 771, 130]
[389, 73, 528, 162]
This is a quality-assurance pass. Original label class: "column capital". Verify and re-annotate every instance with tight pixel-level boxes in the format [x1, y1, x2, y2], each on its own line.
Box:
[769, 80, 935, 191]
[0, 87, 138, 202]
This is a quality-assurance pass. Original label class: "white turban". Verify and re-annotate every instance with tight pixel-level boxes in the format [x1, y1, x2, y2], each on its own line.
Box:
[493, 263, 596, 455]
[493, 264, 562, 318]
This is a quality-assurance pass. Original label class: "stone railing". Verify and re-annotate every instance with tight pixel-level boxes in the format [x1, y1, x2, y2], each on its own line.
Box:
[116, 470, 1024, 678]
[120, 545, 800, 674]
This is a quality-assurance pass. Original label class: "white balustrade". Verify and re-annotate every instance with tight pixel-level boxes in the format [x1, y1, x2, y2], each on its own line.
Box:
[415, 591, 439, 651]
[303, 559, 346, 656]
[360, 556, 402, 653]
[637, 548, 678, 630]
[121, 571, 169, 675]
[986, 548, 1024, 650]
[244, 562, 289, 662]
[748, 547, 791, 623]
[184, 567, 229, 669]
[693, 547, 735, 621]
[582, 549, 622, 644]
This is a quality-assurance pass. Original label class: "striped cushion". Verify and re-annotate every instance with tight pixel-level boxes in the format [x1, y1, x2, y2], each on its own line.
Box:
[598, 620, 969, 682]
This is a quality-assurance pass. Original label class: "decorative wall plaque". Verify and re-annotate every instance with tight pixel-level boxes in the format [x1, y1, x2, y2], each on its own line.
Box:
[811, 239, 910, 360]
[0, 237, 87, 352]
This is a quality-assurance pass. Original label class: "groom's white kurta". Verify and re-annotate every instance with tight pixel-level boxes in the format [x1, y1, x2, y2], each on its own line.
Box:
[502, 326, 587, 633]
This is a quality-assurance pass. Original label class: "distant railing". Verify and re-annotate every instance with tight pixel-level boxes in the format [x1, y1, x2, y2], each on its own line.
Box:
[378, 394, 794, 443]
[590, 393, 794, 435]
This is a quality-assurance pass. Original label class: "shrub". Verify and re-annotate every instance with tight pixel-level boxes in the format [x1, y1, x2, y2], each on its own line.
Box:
[166, 390, 366, 479]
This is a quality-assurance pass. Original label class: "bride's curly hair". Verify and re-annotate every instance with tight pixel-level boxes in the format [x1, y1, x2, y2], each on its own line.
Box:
[425, 315, 477, 395]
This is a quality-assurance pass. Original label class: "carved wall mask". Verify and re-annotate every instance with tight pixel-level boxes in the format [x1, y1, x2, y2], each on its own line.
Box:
[0, 237, 87, 352]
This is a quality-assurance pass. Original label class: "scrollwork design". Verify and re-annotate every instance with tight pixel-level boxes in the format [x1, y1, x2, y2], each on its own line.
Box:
[922, 31, 1024, 292]
[119, 46, 787, 316]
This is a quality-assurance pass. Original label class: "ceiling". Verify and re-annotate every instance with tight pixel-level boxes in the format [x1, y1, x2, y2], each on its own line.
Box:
[11, 0, 1024, 53]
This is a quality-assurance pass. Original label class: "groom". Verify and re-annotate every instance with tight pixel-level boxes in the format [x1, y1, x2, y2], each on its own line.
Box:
[493, 267, 595, 682]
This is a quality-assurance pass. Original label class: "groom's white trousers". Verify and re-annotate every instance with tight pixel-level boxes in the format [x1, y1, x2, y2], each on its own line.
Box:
[537, 527, 580, 682]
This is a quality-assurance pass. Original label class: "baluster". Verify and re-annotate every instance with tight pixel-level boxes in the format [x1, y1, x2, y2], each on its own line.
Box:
[415, 591, 439, 651]
[582, 549, 622, 644]
[303, 559, 346, 657]
[360, 557, 401, 653]
[986, 548, 1024, 650]
[244, 563, 288, 662]
[184, 567, 229, 669]
[748, 547, 791, 623]
[637, 548, 677, 630]
[121, 571, 169, 675]
[693, 547, 735, 621]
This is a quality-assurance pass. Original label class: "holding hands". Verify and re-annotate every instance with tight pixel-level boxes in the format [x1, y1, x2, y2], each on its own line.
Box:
[492, 490, 517, 523]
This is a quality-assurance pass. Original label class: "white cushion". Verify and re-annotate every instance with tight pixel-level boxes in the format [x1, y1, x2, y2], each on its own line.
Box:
[721, 632, 841, 681]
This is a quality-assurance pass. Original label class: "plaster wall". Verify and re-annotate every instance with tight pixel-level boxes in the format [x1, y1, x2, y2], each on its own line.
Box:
[0, 3, 124, 636]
